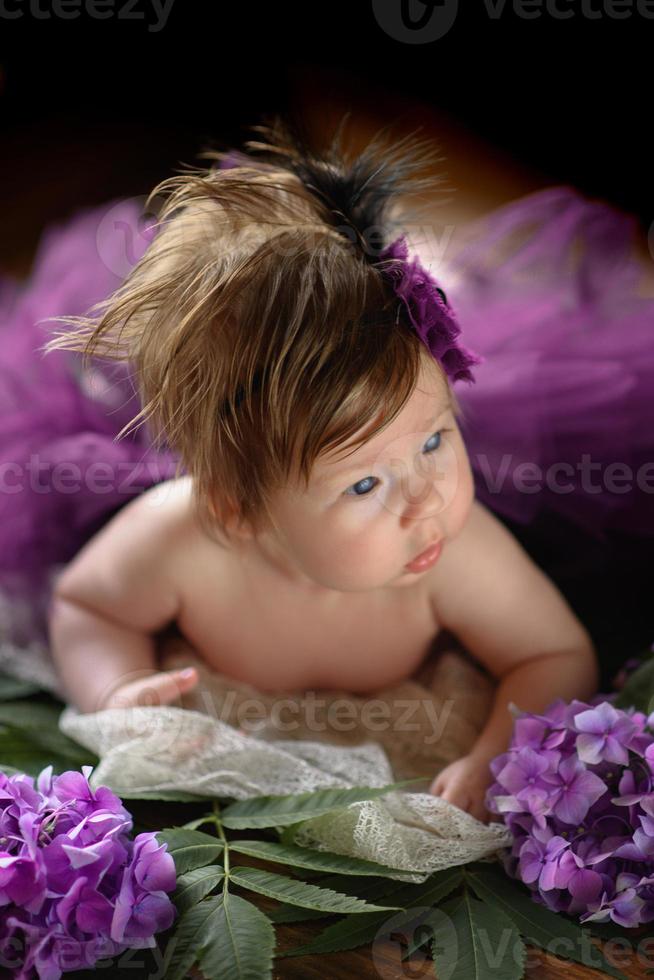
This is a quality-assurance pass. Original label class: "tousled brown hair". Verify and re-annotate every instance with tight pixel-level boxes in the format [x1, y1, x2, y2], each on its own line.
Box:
[40, 114, 463, 547]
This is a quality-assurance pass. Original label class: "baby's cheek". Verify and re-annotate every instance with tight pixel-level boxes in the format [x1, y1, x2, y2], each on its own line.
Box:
[318, 500, 403, 581]
[335, 533, 381, 571]
[451, 447, 476, 525]
[324, 528, 392, 584]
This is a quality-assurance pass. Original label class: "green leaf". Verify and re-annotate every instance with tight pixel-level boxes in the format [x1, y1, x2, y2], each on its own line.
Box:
[278, 821, 309, 845]
[267, 874, 404, 923]
[401, 908, 443, 959]
[267, 905, 335, 925]
[173, 866, 225, 913]
[0, 725, 95, 776]
[612, 652, 654, 712]
[182, 814, 215, 830]
[156, 828, 223, 874]
[280, 910, 398, 957]
[229, 839, 413, 878]
[280, 868, 463, 956]
[425, 891, 525, 979]
[0, 728, 58, 776]
[229, 866, 400, 914]
[166, 892, 275, 980]
[0, 700, 96, 771]
[0, 700, 62, 729]
[184, 893, 276, 980]
[269, 866, 463, 927]
[309, 872, 419, 898]
[0, 763, 23, 777]
[382, 865, 465, 910]
[281, 906, 432, 958]
[220, 781, 416, 829]
[579, 917, 639, 948]
[164, 895, 223, 980]
[121, 788, 210, 802]
[466, 870, 628, 980]
[0, 675, 43, 701]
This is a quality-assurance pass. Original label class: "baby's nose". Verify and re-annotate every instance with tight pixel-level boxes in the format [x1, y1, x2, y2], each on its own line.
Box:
[402, 457, 447, 514]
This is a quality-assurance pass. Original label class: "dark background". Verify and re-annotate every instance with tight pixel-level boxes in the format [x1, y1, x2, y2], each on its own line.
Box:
[1, 2, 652, 271]
[0, 1, 652, 686]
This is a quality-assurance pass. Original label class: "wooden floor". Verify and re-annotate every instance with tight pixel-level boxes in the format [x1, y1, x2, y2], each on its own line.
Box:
[2, 71, 653, 979]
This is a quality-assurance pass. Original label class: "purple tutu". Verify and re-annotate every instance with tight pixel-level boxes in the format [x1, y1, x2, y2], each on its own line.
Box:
[443, 186, 654, 542]
[0, 187, 652, 661]
[0, 200, 182, 659]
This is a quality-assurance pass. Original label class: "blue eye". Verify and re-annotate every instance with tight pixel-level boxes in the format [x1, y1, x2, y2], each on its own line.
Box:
[424, 430, 443, 453]
[345, 475, 378, 498]
[344, 429, 447, 498]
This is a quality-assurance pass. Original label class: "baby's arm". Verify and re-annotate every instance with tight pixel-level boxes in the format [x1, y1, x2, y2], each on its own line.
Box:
[48, 483, 198, 713]
[428, 499, 599, 818]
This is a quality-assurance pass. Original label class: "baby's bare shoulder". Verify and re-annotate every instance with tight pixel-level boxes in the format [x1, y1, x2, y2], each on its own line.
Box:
[428, 497, 551, 614]
[428, 498, 592, 678]
[52, 476, 206, 631]
[131, 474, 230, 577]
[146, 475, 237, 596]
[56, 477, 190, 576]
[429, 498, 505, 582]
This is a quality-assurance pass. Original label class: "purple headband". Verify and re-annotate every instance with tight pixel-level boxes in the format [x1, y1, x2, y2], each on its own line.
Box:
[378, 235, 484, 385]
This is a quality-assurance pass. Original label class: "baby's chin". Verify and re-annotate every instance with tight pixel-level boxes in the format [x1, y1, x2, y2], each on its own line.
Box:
[391, 571, 429, 588]
[310, 575, 417, 595]
[302, 563, 426, 594]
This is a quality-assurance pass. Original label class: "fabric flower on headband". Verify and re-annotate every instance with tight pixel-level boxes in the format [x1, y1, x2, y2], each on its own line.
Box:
[378, 235, 484, 385]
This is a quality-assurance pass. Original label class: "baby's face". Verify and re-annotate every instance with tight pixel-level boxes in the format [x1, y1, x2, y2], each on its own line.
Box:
[250, 356, 475, 594]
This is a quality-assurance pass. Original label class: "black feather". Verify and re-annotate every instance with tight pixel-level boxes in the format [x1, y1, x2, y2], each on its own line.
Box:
[239, 111, 450, 263]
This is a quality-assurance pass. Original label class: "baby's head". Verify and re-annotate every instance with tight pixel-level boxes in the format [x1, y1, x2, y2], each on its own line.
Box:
[43, 116, 477, 595]
[257, 347, 475, 594]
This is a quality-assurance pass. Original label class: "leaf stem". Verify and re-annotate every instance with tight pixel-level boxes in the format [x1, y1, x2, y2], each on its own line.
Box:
[212, 798, 230, 885]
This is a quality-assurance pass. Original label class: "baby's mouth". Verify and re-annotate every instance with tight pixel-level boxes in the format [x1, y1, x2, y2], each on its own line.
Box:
[404, 539, 444, 573]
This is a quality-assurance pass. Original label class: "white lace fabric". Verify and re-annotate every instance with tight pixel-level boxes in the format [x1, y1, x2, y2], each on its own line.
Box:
[59, 704, 513, 881]
[62, 634, 513, 878]
[0, 592, 513, 877]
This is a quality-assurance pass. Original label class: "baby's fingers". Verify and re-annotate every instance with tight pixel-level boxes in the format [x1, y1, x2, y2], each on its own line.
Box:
[428, 771, 458, 797]
[428, 769, 451, 796]
[156, 667, 199, 703]
[103, 668, 198, 710]
[430, 780, 471, 812]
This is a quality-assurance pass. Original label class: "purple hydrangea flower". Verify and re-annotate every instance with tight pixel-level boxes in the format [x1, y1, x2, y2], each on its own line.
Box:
[0, 765, 176, 978]
[487, 695, 654, 927]
[573, 702, 635, 766]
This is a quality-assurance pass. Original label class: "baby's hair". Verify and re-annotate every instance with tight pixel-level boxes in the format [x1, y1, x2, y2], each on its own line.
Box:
[40, 112, 465, 547]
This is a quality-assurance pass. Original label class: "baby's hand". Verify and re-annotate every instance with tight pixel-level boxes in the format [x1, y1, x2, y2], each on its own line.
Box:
[97, 667, 199, 711]
[428, 754, 497, 824]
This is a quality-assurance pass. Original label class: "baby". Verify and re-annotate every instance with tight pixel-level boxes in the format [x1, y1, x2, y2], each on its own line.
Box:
[44, 118, 599, 822]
